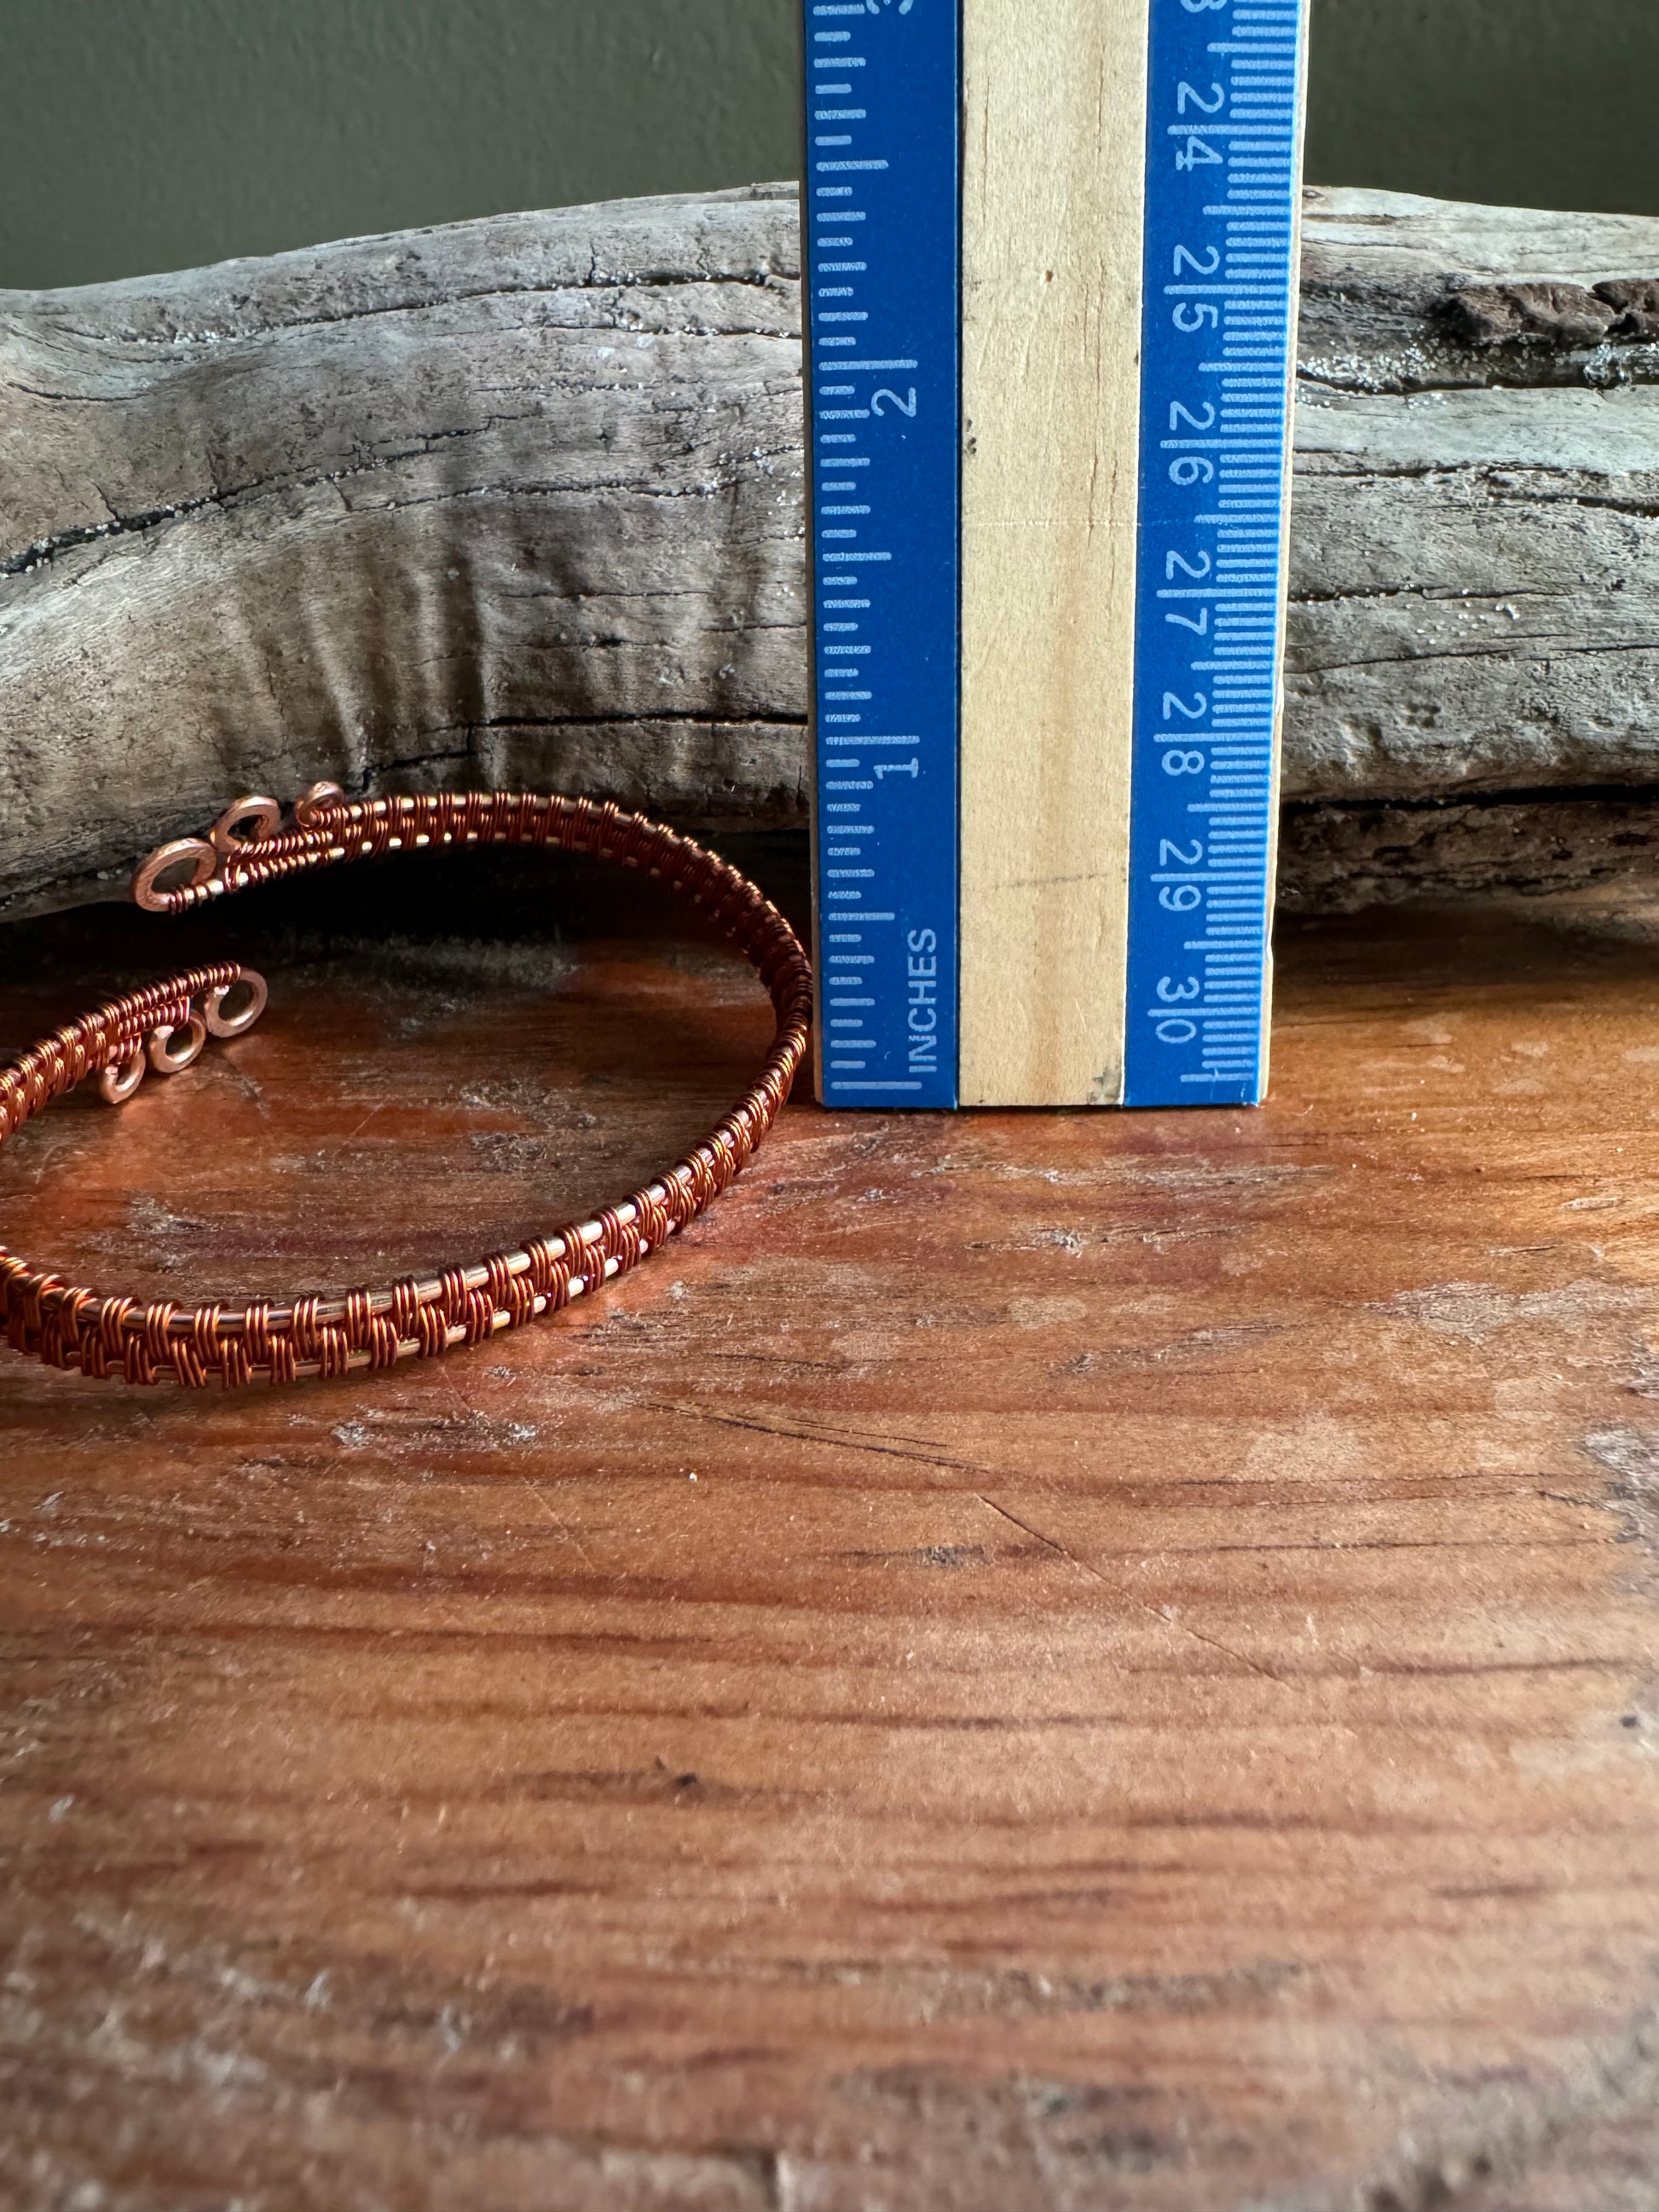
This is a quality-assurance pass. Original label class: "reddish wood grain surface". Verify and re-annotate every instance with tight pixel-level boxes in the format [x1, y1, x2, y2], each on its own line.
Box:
[3, 875, 1659, 2211]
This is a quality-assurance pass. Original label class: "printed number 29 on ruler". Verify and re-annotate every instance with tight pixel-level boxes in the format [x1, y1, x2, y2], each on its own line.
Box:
[1124, 0, 1304, 1107]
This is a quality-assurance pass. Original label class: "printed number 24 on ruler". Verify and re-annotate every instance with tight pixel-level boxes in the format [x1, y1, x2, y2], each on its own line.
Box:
[803, 0, 1309, 1108]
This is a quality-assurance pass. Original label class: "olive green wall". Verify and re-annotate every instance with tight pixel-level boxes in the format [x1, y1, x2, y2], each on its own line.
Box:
[0, 0, 1653, 290]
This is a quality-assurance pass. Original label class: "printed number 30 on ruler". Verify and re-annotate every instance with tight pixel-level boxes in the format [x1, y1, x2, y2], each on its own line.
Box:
[803, 0, 1309, 1110]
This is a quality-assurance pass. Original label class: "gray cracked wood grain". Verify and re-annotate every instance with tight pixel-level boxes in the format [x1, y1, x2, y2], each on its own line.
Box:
[3, 180, 1659, 920]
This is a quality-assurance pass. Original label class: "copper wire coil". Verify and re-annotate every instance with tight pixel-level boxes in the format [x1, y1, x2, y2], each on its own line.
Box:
[0, 792, 812, 1389]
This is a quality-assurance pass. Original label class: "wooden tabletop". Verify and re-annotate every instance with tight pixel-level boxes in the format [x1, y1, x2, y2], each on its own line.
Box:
[3, 863, 1659, 2212]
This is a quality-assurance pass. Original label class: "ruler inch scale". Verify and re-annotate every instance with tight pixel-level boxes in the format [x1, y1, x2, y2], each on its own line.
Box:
[804, 0, 1309, 1112]
[804, 0, 960, 1109]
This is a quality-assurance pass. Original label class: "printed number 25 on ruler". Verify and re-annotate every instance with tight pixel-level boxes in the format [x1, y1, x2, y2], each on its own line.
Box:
[803, 0, 1309, 1108]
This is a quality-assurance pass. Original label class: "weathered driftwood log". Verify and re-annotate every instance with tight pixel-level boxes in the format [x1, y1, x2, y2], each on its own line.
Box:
[4, 182, 1659, 921]
[1292, 189, 1659, 907]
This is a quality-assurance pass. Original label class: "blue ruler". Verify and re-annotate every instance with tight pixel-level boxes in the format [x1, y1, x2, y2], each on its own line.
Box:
[804, 0, 959, 1110]
[803, 0, 1306, 1111]
[1124, 0, 1306, 1107]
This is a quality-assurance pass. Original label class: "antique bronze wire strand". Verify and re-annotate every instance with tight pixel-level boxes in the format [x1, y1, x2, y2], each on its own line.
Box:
[0, 786, 812, 1389]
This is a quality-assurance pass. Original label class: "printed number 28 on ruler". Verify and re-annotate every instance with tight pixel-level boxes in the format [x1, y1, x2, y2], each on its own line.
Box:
[804, 0, 1308, 1109]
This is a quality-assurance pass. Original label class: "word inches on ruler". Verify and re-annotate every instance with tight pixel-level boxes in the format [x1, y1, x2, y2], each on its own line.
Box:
[805, 0, 960, 1108]
[1124, 0, 1306, 1107]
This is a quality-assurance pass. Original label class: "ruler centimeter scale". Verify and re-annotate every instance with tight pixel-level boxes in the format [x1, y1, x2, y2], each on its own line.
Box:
[1124, 0, 1307, 1105]
[804, 0, 1309, 1110]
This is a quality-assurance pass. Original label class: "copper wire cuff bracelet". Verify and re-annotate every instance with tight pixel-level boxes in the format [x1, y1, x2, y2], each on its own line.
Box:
[0, 787, 812, 1389]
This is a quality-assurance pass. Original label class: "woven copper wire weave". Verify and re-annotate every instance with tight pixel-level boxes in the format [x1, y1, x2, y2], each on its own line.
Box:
[0, 791, 812, 1389]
